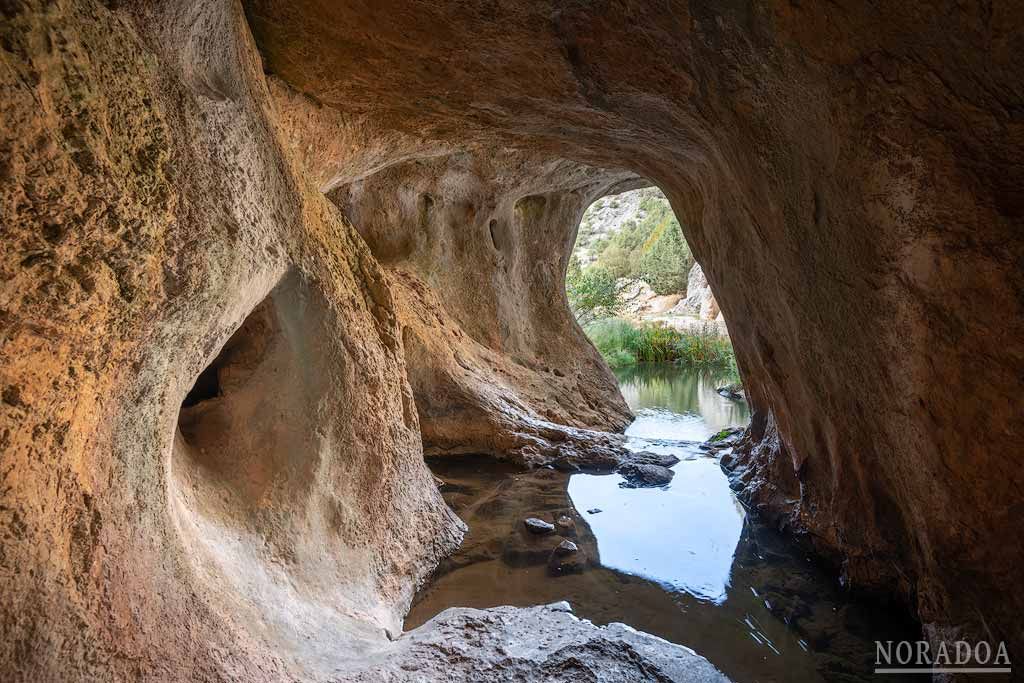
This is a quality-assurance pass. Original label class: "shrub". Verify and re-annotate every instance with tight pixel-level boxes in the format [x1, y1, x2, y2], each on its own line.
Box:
[604, 349, 637, 368]
[566, 264, 621, 326]
[585, 318, 643, 359]
[672, 323, 734, 371]
[583, 318, 736, 372]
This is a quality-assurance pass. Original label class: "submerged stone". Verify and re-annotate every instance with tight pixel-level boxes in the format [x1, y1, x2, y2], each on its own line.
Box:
[548, 540, 587, 575]
[555, 539, 578, 555]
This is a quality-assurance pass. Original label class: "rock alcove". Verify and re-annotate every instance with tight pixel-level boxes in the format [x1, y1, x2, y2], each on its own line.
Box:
[1, 0, 1022, 681]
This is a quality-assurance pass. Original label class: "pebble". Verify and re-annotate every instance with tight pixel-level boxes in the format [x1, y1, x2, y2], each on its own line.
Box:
[524, 517, 555, 534]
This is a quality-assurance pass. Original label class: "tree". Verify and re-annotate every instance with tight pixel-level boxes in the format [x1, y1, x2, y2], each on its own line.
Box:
[566, 264, 621, 326]
[596, 244, 631, 279]
[577, 188, 694, 295]
[635, 216, 692, 294]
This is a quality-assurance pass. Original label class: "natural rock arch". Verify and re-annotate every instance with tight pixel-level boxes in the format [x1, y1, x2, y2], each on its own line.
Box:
[248, 0, 1024, 651]
[0, 0, 1021, 680]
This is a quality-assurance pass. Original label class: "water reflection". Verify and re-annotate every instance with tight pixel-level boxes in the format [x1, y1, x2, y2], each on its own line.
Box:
[614, 363, 749, 440]
[408, 364, 918, 682]
[568, 453, 744, 603]
[568, 362, 750, 601]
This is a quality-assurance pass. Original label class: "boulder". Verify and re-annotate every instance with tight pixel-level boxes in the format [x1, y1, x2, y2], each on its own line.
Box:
[359, 604, 730, 681]
[675, 263, 716, 319]
[716, 384, 745, 401]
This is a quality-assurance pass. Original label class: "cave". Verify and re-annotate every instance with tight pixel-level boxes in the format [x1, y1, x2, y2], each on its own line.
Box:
[1, 1, 1021, 681]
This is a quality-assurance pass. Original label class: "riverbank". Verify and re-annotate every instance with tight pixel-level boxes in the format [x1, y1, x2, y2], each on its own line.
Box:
[585, 318, 737, 373]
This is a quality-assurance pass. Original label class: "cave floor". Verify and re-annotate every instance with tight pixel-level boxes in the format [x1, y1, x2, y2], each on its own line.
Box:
[408, 364, 920, 683]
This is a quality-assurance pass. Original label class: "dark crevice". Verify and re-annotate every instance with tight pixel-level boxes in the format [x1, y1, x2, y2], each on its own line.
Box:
[182, 362, 221, 407]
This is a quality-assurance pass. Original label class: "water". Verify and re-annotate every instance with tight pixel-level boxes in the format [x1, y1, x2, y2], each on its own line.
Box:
[407, 364, 918, 682]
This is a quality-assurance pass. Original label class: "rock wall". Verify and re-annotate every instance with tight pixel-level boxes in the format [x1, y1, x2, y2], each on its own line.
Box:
[245, 0, 1024, 653]
[1, 0, 1022, 679]
[675, 263, 720, 321]
[0, 1, 697, 681]
[0, 1, 462, 680]
[326, 151, 635, 458]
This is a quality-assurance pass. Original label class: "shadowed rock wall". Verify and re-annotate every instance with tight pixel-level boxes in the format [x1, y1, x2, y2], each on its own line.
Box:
[246, 0, 1024, 653]
[327, 151, 636, 457]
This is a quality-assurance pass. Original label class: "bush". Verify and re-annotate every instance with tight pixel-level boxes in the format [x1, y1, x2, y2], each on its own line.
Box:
[597, 244, 631, 279]
[583, 318, 736, 372]
[585, 318, 643, 359]
[566, 263, 621, 326]
[603, 349, 637, 368]
[672, 323, 734, 371]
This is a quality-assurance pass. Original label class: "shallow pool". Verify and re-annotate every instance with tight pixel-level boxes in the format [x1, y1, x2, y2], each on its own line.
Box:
[407, 364, 918, 682]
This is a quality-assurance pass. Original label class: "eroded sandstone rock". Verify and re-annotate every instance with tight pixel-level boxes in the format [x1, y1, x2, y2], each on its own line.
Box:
[2, 0, 1023, 680]
[243, 0, 1024, 652]
[675, 263, 720, 321]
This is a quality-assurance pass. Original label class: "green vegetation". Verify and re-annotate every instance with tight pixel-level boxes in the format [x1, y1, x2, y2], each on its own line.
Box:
[582, 189, 694, 295]
[584, 318, 737, 373]
[568, 189, 736, 376]
[709, 428, 738, 443]
[565, 259, 620, 326]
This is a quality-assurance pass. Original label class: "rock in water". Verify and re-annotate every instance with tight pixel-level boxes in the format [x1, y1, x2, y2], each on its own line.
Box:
[555, 539, 578, 554]
[523, 517, 555, 534]
[587, 508, 603, 515]
[716, 384, 744, 401]
[625, 451, 681, 468]
[619, 463, 675, 488]
[702, 427, 745, 452]
[548, 540, 586, 575]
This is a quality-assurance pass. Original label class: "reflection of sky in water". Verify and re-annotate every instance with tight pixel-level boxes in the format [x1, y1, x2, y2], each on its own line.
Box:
[624, 408, 710, 442]
[569, 452, 745, 603]
[569, 364, 749, 603]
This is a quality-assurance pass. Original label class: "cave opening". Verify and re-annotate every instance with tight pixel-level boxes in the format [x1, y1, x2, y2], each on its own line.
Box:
[407, 185, 920, 683]
[566, 186, 736, 385]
